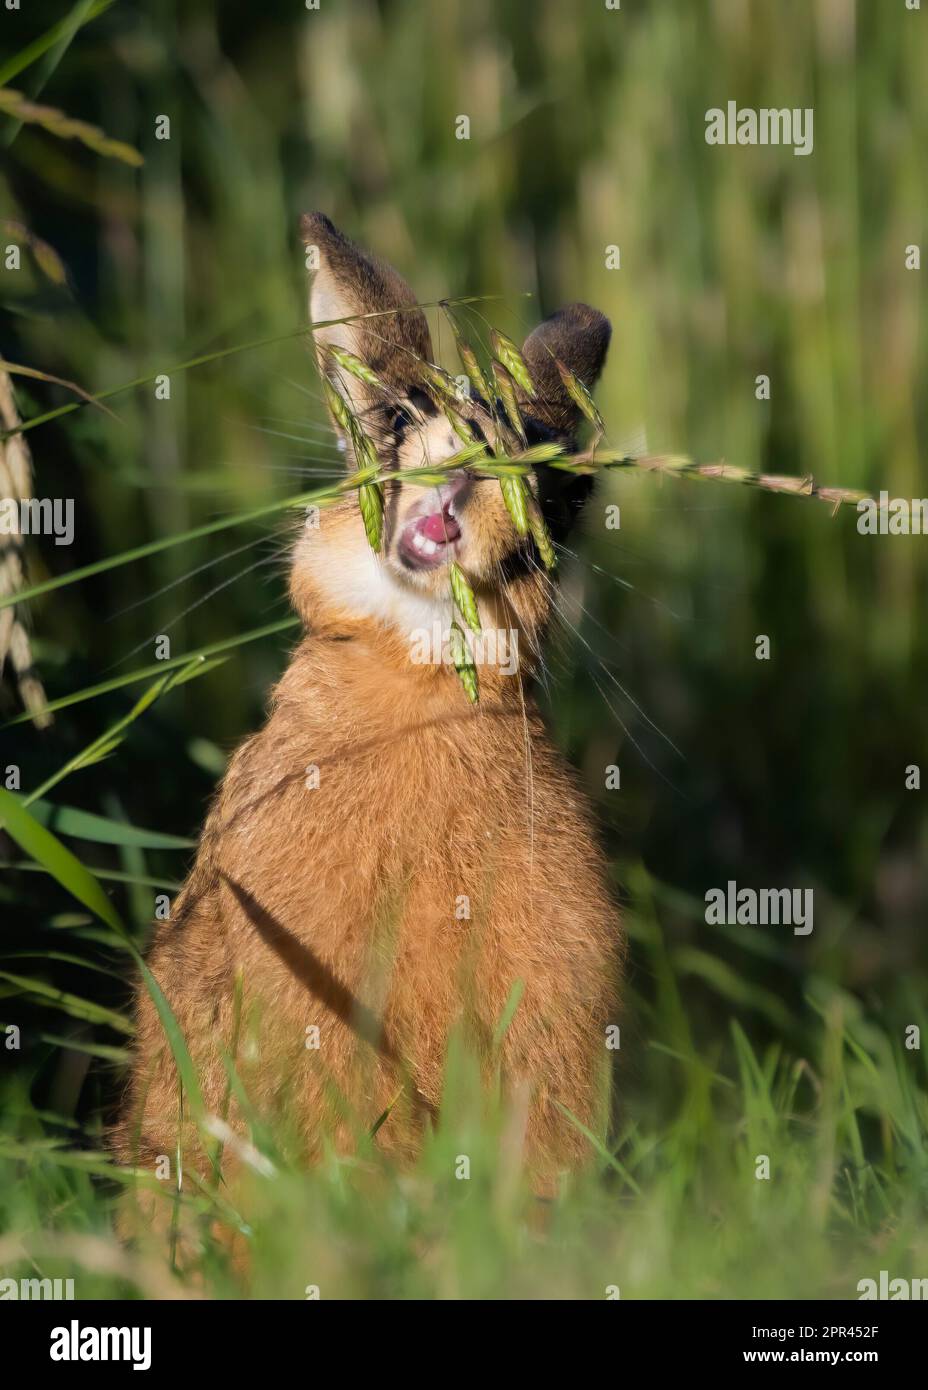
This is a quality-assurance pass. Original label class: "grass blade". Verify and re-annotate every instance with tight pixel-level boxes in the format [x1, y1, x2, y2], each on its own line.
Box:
[0, 970, 133, 1034]
[2, 797, 194, 850]
[0, 0, 116, 88]
[0, 295, 502, 443]
[0, 787, 123, 933]
[5, 619, 296, 722]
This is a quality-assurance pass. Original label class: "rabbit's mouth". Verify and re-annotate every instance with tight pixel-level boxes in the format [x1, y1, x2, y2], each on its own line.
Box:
[397, 502, 460, 569]
[396, 482, 466, 571]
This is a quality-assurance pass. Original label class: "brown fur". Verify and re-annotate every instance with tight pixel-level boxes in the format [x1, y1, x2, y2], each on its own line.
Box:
[111, 218, 623, 1248]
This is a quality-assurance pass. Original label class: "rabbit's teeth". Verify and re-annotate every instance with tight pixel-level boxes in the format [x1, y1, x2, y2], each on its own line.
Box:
[398, 503, 463, 569]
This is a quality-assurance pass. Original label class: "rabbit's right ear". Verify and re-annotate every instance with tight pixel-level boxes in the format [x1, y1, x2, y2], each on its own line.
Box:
[301, 213, 433, 418]
[516, 303, 612, 437]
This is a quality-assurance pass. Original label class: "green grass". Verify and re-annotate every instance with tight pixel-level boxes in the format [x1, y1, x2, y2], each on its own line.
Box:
[1, 0, 927, 1300]
[1, 854, 926, 1299]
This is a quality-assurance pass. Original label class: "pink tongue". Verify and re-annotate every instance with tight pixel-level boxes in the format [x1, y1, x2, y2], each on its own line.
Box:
[420, 510, 460, 543]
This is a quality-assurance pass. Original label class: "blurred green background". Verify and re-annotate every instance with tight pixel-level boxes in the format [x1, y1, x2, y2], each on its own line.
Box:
[0, 0, 926, 1298]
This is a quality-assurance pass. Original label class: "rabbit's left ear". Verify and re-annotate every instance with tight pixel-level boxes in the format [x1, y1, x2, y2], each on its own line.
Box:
[300, 212, 433, 414]
[516, 303, 611, 436]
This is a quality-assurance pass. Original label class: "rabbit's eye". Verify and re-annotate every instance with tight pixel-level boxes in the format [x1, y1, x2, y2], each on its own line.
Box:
[388, 405, 414, 434]
[388, 387, 436, 436]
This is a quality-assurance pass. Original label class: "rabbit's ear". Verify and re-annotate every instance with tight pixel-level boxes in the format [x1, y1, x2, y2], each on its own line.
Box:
[516, 303, 611, 436]
[301, 213, 433, 417]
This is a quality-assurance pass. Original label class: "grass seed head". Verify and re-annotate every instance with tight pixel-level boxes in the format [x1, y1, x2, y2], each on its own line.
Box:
[326, 345, 385, 390]
[455, 336, 493, 403]
[492, 362, 527, 447]
[322, 373, 383, 547]
[500, 474, 530, 536]
[344, 463, 380, 488]
[350, 424, 379, 474]
[358, 482, 384, 551]
[450, 561, 481, 634]
[441, 402, 479, 445]
[491, 329, 535, 397]
[556, 359, 605, 433]
[528, 501, 557, 570]
[403, 469, 459, 487]
[449, 621, 479, 703]
[322, 375, 354, 436]
[517, 441, 567, 465]
[422, 362, 461, 406]
[0, 88, 144, 167]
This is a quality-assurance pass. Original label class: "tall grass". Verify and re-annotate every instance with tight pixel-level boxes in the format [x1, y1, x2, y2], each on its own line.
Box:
[0, 0, 926, 1298]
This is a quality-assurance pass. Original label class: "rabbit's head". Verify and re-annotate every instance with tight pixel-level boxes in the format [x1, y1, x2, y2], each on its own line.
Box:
[291, 214, 610, 670]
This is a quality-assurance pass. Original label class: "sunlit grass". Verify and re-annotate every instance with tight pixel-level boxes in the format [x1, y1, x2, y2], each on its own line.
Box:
[1, 854, 925, 1299]
[1, 0, 926, 1301]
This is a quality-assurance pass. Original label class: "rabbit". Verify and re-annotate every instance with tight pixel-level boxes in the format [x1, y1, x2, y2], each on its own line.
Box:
[111, 214, 623, 1246]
